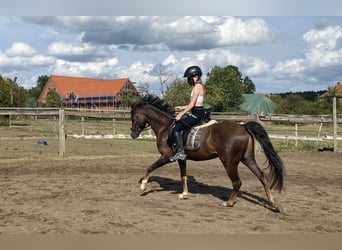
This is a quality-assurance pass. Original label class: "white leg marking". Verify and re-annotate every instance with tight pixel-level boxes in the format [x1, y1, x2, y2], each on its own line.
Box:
[140, 179, 148, 192]
[178, 191, 188, 199]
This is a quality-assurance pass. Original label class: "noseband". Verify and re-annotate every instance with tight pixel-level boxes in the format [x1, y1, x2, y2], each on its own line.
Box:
[131, 122, 150, 134]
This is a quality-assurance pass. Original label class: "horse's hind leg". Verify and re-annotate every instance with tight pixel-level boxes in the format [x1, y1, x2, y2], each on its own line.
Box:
[242, 154, 281, 212]
[219, 157, 241, 207]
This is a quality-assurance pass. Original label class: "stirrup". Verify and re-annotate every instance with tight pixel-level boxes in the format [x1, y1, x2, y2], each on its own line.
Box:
[170, 152, 187, 161]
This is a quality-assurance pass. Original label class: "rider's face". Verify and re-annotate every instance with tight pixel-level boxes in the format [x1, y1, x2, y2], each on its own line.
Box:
[187, 76, 195, 85]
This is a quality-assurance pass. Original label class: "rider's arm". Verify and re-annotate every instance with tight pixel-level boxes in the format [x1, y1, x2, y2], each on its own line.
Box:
[175, 85, 200, 121]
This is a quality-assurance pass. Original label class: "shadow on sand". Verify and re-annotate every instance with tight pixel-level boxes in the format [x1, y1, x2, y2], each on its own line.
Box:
[140, 175, 279, 212]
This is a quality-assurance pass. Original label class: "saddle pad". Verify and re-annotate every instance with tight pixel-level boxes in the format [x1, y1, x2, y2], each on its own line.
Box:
[183, 120, 217, 151]
[184, 127, 206, 151]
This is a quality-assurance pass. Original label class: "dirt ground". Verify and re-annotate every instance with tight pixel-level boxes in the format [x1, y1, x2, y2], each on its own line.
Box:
[0, 138, 341, 234]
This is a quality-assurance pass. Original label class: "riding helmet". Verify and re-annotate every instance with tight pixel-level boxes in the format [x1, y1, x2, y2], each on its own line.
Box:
[183, 66, 202, 78]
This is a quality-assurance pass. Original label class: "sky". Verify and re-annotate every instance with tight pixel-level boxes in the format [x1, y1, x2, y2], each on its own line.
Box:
[1, 2, 342, 94]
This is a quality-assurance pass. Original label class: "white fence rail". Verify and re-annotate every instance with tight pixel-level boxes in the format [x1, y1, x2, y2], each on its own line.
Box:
[0, 107, 341, 156]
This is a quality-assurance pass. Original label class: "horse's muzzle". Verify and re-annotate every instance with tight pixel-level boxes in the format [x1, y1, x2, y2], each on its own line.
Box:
[130, 128, 140, 139]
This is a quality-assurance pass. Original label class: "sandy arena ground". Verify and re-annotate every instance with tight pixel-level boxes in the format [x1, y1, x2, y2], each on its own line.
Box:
[0, 138, 341, 234]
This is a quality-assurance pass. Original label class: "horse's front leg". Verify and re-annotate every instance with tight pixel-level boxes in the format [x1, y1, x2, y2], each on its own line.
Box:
[140, 154, 170, 193]
[178, 160, 189, 199]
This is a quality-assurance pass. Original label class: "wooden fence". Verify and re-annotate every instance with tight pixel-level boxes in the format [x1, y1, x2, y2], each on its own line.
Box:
[0, 106, 341, 157]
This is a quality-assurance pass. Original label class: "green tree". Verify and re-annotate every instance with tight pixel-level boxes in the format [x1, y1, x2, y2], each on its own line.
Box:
[0, 76, 12, 107]
[121, 93, 141, 108]
[242, 76, 256, 94]
[45, 88, 61, 107]
[272, 93, 322, 115]
[0, 75, 28, 107]
[205, 65, 244, 111]
[163, 78, 191, 107]
[28, 75, 49, 102]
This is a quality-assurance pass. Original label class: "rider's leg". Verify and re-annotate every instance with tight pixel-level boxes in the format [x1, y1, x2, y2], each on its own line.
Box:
[170, 130, 186, 161]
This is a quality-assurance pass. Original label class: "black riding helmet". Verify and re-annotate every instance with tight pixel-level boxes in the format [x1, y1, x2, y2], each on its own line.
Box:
[183, 66, 202, 78]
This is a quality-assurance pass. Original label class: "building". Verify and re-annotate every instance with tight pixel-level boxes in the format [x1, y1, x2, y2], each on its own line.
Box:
[320, 82, 342, 98]
[38, 75, 139, 110]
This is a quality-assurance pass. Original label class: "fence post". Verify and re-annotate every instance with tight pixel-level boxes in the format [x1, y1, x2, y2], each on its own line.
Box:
[81, 116, 85, 136]
[295, 123, 298, 146]
[332, 97, 337, 153]
[59, 108, 66, 157]
[317, 122, 323, 146]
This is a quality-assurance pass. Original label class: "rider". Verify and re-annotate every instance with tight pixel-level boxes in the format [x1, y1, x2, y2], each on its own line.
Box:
[170, 65, 206, 161]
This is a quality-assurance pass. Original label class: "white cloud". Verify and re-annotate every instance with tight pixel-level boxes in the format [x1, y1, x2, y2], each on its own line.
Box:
[25, 16, 274, 51]
[0, 43, 55, 71]
[46, 41, 117, 61]
[2, 16, 342, 93]
[272, 25, 342, 85]
[49, 58, 119, 78]
[47, 41, 93, 57]
[218, 17, 274, 45]
[5, 42, 37, 57]
[193, 49, 270, 77]
[273, 58, 306, 77]
[162, 54, 177, 65]
[306, 48, 342, 68]
[303, 26, 342, 50]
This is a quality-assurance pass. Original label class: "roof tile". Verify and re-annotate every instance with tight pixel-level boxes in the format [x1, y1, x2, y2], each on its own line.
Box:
[49, 75, 131, 98]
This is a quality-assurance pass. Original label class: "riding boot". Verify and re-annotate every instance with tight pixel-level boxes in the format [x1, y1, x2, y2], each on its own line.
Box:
[170, 131, 187, 161]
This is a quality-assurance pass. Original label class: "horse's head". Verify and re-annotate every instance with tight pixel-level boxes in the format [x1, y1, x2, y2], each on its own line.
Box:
[130, 103, 149, 139]
[130, 95, 174, 139]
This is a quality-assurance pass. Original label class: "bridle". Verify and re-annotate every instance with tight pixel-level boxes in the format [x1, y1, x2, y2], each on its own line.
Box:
[130, 122, 151, 135]
[130, 108, 151, 135]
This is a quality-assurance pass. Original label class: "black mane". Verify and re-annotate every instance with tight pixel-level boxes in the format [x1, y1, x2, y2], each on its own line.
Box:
[138, 95, 174, 116]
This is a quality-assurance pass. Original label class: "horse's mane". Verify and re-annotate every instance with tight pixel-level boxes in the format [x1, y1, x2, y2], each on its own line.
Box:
[137, 94, 174, 116]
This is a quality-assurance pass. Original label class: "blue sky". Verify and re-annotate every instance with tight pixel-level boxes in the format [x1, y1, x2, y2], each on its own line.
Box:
[1, 3, 342, 94]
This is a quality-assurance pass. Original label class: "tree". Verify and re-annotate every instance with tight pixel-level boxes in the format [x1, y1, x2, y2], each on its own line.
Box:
[163, 78, 191, 107]
[135, 82, 150, 96]
[28, 75, 49, 102]
[318, 86, 341, 113]
[0, 75, 28, 107]
[272, 93, 322, 115]
[152, 63, 170, 98]
[121, 93, 141, 108]
[242, 76, 256, 94]
[45, 88, 61, 107]
[205, 65, 245, 111]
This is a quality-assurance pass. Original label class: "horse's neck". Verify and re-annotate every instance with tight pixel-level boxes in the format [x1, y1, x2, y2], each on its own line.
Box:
[145, 107, 172, 135]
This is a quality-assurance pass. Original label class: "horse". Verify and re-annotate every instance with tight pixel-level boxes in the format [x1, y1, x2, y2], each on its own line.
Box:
[130, 95, 285, 212]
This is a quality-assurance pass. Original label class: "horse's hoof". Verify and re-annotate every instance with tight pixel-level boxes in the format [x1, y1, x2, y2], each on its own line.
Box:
[222, 201, 235, 207]
[178, 193, 188, 199]
[272, 203, 284, 213]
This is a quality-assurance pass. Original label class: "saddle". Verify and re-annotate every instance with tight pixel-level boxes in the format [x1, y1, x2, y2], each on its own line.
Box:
[168, 119, 217, 151]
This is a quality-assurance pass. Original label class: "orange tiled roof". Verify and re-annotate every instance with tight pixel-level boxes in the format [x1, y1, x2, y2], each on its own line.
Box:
[320, 82, 342, 97]
[49, 75, 131, 98]
[337, 82, 342, 93]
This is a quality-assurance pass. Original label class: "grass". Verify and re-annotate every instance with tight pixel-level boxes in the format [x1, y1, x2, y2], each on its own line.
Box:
[0, 116, 341, 159]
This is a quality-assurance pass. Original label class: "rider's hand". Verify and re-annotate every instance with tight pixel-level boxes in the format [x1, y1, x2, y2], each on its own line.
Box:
[175, 113, 183, 121]
[174, 106, 182, 112]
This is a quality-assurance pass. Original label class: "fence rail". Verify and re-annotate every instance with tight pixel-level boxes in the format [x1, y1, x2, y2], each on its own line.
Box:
[2, 108, 340, 124]
[0, 108, 341, 156]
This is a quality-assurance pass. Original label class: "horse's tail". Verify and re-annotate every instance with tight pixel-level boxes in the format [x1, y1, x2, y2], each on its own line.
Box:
[244, 121, 284, 192]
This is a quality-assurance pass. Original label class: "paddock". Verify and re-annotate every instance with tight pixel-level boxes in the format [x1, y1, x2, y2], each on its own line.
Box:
[0, 138, 341, 234]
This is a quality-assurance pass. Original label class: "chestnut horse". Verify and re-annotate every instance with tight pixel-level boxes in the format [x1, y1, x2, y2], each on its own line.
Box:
[130, 95, 284, 212]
